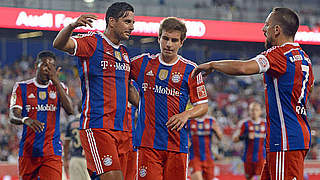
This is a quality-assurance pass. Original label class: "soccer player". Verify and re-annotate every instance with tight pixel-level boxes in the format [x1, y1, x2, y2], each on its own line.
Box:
[9, 50, 73, 180]
[64, 102, 90, 180]
[130, 17, 209, 180]
[188, 114, 223, 180]
[53, 2, 137, 180]
[233, 102, 266, 180]
[192, 8, 314, 180]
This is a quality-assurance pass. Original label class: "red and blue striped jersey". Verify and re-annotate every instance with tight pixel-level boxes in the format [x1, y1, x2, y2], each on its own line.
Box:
[71, 31, 131, 131]
[187, 117, 217, 161]
[254, 43, 314, 152]
[130, 53, 208, 153]
[238, 118, 266, 163]
[10, 78, 68, 157]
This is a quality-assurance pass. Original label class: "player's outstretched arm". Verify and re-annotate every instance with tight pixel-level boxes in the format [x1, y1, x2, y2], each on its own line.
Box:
[166, 102, 208, 131]
[9, 108, 44, 132]
[53, 14, 97, 54]
[192, 59, 260, 78]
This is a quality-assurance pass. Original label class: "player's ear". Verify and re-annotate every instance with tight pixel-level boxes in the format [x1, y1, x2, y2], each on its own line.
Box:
[180, 39, 185, 48]
[108, 17, 116, 28]
[274, 25, 281, 36]
[158, 36, 161, 44]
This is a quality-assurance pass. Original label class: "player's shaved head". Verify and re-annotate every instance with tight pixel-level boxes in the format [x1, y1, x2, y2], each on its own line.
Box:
[159, 17, 187, 41]
[36, 50, 56, 64]
[271, 7, 299, 38]
[105, 2, 134, 27]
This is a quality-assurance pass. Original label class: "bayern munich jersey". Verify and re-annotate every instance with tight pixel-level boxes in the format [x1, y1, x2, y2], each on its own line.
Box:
[10, 78, 68, 157]
[188, 117, 217, 161]
[238, 118, 266, 163]
[254, 42, 314, 152]
[71, 31, 131, 131]
[130, 53, 208, 153]
[65, 117, 83, 157]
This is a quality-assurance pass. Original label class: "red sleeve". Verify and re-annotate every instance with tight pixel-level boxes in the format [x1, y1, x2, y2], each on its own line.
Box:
[10, 83, 23, 109]
[262, 47, 287, 77]
[188, 72, 208, 105]
[71, 32, 97, 58]
[130, 54, 145, 81]
[239, 122, 246, 137]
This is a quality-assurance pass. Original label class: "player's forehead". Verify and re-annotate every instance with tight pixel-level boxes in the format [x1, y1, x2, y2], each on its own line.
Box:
[264, 12, 275, 25]
[118, 11, 134, 21]
[40, 57, 55, 65]
[161, 30, 181, 39]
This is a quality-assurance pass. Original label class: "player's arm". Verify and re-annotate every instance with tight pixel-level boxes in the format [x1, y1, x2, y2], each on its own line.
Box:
[63, 137, 71, 177]
[166, 102, 208, 131]
[128, 81, 139, 108]
[192, 59, 260, 77]
[212, 122, 223, 141]
[47, 64, 74, 115]
[9, 108, 44, 132]
[232, 121, 246, 143]
[232, 129, 241, 143]
[53, 14, 97, 54]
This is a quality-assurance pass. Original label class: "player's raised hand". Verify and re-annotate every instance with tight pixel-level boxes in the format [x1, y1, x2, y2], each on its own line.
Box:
[70, 14, 98, 28]
[166, 111, 189, 131]
[24, 117, 45, 133]
[47, 63, 61, 85]
[191, 62, 214, 78]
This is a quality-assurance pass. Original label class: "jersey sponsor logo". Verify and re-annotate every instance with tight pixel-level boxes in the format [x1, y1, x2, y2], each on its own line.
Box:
[146, 70, 154, 76]
[196, 85, 207, 99]
[100, 60, 130, 72]
[49, 91, 56, 99]
[158, 69, 168, 80]
[102, 155, 113, 166]
[141, 83, 182, 97]
[171, 72, 182, 83]
[25, 104, 57, 112]
[139, 165, 147, 177]
[28, 93, 35, 99]
[39, 91, 46, 100]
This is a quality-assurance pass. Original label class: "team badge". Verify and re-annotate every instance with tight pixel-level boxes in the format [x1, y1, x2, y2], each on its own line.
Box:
[191, 124, 196, 129]
[139, 166, 147, 177]
[261, 125, 265, 132]
[39, 91, 47, 100]
[102, 155, 113, 166]
[10, 93, 17, 106]
[49, 91, 56, 99]
[196, 85, 207, 99]
[115, 51, 121, 61]
[205, 123, 210, 129]
[198, 123, 203, 130]
[122, 53, 129, 63]
[249, 126, 254, 131]
[255, 125, 259, 131]
[158, 69, 168, 80]
[171, 72, 182, 83]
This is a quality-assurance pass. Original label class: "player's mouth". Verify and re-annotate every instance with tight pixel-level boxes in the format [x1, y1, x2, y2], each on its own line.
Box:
[164, 49, 173, 53]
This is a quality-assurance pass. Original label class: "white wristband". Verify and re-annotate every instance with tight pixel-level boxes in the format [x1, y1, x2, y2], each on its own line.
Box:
[22, 117, 28, 124]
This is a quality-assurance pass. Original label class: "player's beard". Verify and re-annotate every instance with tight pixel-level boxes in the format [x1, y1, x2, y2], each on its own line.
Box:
[265, 37, 274, 49]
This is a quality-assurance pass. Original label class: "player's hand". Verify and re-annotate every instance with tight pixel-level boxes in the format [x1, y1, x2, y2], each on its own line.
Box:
[24, 117, 45, 133]
[47, 63, 61, 85]
[191, 62, 214, 78]
[166, 112, 189, 131]
[70, 14, 98, 28]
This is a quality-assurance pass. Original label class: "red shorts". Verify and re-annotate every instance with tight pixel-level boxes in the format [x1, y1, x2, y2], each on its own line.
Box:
[79, 128, 131, 176]
[189, 158, 214, 180]
[244, 160, 265, 178]
[125, 149, 137, 180]
[19, 155, 62, 180]
[137, 147, 188, 180]
[261, 150, 308, 180]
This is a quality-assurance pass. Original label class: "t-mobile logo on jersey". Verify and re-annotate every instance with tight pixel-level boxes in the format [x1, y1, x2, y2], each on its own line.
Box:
[25, 104, 57, 112]
[141, 83, 182, 97]
[100, 60, 130, 72]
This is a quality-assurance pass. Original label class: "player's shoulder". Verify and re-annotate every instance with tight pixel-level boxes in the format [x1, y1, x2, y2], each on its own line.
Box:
[238, 118, 250, 126]
[130, 53, 158, 63]
[14, 78, 35, 88]
[179, 56, 198, 68]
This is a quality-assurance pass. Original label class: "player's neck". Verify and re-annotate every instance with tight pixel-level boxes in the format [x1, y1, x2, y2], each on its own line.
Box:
[36, 76, 49, 86]
[276, 36, 294, 46]
[160, 53, 178, 65]
[104, 29, 120, 45]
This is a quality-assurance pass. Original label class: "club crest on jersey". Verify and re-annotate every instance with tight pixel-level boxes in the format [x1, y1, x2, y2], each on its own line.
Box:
[139, 165, 147, 177]
[171, 72, 182, 83]
[158, 69, 168, 80]
[39, 91, 47, 100]
[49, 91, 56, 99]
[102, 155, 113, 166]
[205, 123, 210, 129]
[261, 125, 265, 132]
[198, 124, 203, 129]
[122, 53, 129, 63]
[115, 51, 121, 61]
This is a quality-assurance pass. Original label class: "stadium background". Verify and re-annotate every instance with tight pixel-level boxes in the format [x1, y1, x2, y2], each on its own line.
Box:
[0, 0, 319, 179]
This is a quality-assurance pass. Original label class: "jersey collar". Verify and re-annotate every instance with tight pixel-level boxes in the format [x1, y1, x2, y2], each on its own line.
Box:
[158, 54, 180, 66]
[33, 78, 51, 88]
[98, 31, 121, 49]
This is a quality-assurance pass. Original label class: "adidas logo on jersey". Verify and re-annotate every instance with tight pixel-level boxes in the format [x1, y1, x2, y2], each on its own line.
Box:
[146, 70, 154, 76]
[28, 93, 35, 99]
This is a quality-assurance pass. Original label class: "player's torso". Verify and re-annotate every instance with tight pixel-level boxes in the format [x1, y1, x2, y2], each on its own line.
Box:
[77, 33, 130, 130]
[189, 118, 214, 161]
[19, 80, 62, 157]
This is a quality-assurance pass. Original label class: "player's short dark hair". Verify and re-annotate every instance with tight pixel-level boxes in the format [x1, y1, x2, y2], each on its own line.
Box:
[159, 17, 187, 42]
[105, 2, 134, 27]
[36, 50, 56, 64]
[271, 7, 299, 37]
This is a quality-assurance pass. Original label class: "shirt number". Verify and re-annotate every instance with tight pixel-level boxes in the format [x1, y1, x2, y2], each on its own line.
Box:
[298, 64, 309, 103]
